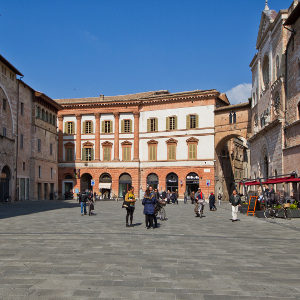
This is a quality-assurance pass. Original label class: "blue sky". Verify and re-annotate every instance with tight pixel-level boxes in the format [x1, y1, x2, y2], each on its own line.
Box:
[0, 0, 292, 103]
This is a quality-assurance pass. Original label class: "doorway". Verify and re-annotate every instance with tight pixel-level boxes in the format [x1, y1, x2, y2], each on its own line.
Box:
[186, 172, 199, 195]
[166, 173, 178, 192]
[119, 173, 132, 198]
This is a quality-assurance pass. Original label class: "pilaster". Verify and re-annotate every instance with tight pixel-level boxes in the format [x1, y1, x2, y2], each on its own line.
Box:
[113, 112, 120, 161]
[76, 114, 81, 161]
[95, 113, 101, 161]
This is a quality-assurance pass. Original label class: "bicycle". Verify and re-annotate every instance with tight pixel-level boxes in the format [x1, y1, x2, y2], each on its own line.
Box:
[264, 202, 290, 219]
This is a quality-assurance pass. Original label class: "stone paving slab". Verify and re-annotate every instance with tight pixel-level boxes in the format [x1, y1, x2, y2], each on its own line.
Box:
[0, 200, 300, 299]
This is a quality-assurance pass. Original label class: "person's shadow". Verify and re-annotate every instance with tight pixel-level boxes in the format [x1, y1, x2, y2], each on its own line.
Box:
[131, 222, 142, 227]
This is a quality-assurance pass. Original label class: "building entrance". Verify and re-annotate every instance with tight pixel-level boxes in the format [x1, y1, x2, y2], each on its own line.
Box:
[166, 173, 178, 192]
[147, 173, 159, 190]
[99, 173, 112, 199]
[119, 173, 132, 198]
[186, 172, 199, 195]
[0, 166, 11, 202]
[80, 173, 92, 192]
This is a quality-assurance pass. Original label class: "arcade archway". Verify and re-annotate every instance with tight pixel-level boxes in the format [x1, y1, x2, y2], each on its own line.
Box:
[99, 173, 112, 199]
[119, 173, 132, 198]
[0, 166, 11, 202]
[147, 173, 159, 189]
[166, 173, 178, 192]
[186, 172, 199, 194]
[80, 173, 92, 192]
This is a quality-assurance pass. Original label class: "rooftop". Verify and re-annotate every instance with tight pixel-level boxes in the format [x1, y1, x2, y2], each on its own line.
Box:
[0, 54, 23, 76]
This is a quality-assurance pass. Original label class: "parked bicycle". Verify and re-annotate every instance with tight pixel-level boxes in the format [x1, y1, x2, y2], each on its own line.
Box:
[264, 198, 290, 219]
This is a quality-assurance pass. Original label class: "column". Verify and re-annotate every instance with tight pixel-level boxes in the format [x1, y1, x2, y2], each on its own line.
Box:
[113, 112, 120, 161]
[58, 116, 64, 162]
[76, 114, 81, 161]
[94, 113, 101, 161]
[133, 112, 140, 161]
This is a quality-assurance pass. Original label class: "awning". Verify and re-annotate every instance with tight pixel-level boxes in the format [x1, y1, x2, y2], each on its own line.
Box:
[99, 183, 111, 189]
[241, 176, 300, 186]
[243, 181, 261, 186]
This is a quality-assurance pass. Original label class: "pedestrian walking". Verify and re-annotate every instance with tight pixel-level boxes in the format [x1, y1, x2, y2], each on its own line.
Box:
[217, 192, 222, 206]
[80, 193, 87, 216]
[171, 191, 178, 204]
[229, 189, 241, 222]
[190, 191, 195, 204]
[151, 187, 159, 228]
[184, 191, 188, 204]
[209, 192, 217, 211]
[167, 190, 171, 204]
[142, 188, 157, 229]
[124, 187, 136, 227]
[88, 194, 95, 216]
[195, 189, 205, 217]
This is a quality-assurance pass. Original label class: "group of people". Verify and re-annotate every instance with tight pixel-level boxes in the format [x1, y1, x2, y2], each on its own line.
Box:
[122, 186, 167, 229]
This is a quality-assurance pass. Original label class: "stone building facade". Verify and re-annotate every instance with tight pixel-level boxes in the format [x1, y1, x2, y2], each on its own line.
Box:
[283, 1, 300, 198]
[249, 3, 289, 180]
[0, 54, 61, 202]
[56, 90, 229, 199]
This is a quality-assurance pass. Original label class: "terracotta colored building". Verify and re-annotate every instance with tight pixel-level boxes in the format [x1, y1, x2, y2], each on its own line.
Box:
[56, 89, 229, 199]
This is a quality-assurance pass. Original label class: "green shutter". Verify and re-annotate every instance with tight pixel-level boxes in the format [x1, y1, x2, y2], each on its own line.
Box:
[90, 121, 94, 133]
[195, 114, 199, 128]
[64, 122, 67, 134]
[101, 121, 105, 133]
[91, 148, 94, 160]
[174, 116, 178, 130]
[166, 117, 169, 131]
[82, 148, 85, 161]
[121, 120, 124, 133]
[155, 118, 158, 131]
[82, 121, 86, 134]
[186, 115, 190, 129]
[129, 120, 132, 133]
[72, 122, 75, 134]
[110, 121, 113, 133]
[147, 119, 150, 132]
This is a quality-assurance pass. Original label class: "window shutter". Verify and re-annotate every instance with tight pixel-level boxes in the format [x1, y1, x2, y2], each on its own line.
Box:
[64, 122, 67, 134]
[121, 120, 124, 133]
[129, 120, 132, 133]
[101, 121, 105, 133]
[82, 148, 85, 161]
[186, 115, 190, 129]
[82, 121, 86, 134]
[155, 118, 158, 131]
[174, 116, 178, 130]
[91, 148, 94, 160]
[147, 119, 150, 132]
[195, 114, 199, 128]
[110, 121, 113, 133]
[72, 122, 75, 134]
[90, 121, 94, 133]
[166, 117, 170, 131]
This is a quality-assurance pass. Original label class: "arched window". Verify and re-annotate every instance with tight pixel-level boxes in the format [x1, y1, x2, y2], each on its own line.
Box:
[274, 92, 281, 113]
[36, 106, 40, 119]
[49, 114, 52, 124]
[45, 111, 48, 122]
[147, 173, 159, 189]
[42, 109, 45, 121]
[233, 112, 236, 123]
[229, 112, 233, 124]
[262, 55, 270, 88]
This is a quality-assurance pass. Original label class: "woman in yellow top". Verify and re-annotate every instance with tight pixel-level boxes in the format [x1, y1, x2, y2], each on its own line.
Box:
[125, 186, 136, 227]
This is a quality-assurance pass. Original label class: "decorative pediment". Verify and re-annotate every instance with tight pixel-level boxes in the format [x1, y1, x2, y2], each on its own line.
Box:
[82, 141, 94, 147]
[121, 140, 132, 146]
[166, 138, 178, 144]
[102, 141, 113, 147]
[147, 139, 158, 144]
[186, 137, 199, 144]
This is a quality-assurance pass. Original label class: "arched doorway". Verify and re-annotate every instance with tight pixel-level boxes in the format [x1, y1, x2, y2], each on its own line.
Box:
[0, 166, 11, 202]
[119, 173, 132, 198]
[186, 172, 199, 194]
[147, 173, 159, 189]
[166, 173, 178, 192]
[63, 174, 74, 199]
[80, 173, 92, 193]
[99, 173, 112, 199]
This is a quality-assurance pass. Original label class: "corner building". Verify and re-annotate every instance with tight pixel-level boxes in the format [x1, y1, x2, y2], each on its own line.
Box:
[56, 89, 229, 199]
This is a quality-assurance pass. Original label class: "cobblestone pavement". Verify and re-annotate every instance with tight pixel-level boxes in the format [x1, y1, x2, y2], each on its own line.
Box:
[1, 200, 300, 300]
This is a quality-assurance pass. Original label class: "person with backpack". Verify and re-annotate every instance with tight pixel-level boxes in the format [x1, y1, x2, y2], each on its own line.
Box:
[229, 189, 241, 222]
[142, 188, 157, 229]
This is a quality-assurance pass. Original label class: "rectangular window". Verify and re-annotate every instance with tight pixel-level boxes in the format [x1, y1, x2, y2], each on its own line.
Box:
[23, 162, 25, 171]
[104, 120, 112, 133]
[122, 146, 131, 161]
[190, 115, 196, 129]
[188, 144, 197, 160]
[169, 116, 176, 130]
[3, 127, 6, 137]
[124, 119, 131, 133]
[20, 134, 24, 149]
[150, 118, 156, 132]
[20, 102, 24, 115]
[103, 147, 111, 161]
[3, 99, 6, 111]
[66, 148, 74, 161]
[84, 148, 93, 161]
[51, 168, 53, 179]
[168, 144, 176, 160]
[37, 139, 41, 152]
[36, 106, 40, 118]
[50, 143, 53, 155]
[66, 121, 74, 134]
[38, 166, 41, 178]
[148, 144, 157, 161]
[85, 121, 92, 134]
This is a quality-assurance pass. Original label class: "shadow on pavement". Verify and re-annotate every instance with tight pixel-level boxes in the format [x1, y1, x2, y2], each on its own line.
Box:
[0, 200, 79, 220]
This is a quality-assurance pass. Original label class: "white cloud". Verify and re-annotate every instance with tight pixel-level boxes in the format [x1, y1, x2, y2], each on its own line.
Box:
[225, 83, 252, 105]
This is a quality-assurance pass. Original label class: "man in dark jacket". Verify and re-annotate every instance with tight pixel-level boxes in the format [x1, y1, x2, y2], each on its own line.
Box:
[229, 189, 241, 222]
[209, 192, 216, 211]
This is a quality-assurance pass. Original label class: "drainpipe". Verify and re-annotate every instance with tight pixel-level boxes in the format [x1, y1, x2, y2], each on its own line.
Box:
[15, 76, 23, 201]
